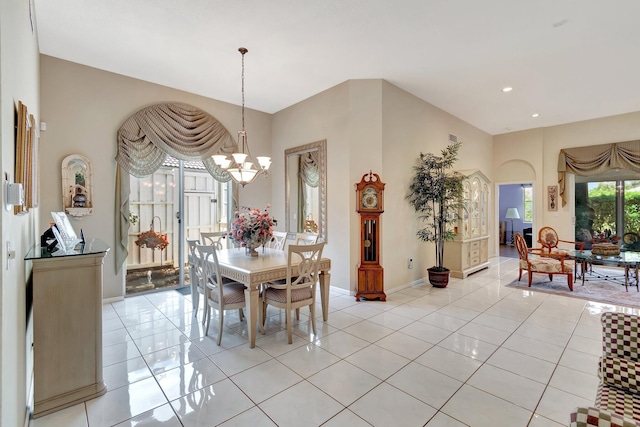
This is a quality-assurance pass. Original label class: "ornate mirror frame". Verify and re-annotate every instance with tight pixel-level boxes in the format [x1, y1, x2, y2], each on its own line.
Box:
[61, 154, 93, 219]
[285, 139, 327, 243]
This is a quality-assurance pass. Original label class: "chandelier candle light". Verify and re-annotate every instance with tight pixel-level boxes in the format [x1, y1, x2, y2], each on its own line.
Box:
[212, 47, 271, 187]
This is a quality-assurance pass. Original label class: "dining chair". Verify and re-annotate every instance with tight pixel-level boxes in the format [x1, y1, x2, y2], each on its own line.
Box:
[266, 230, 287, 251]
[196, 244, 247, 345]
[260, 242, 325, 344]
[515, 232, 574, 290]
[295, 232, 319, 245]
[200, 231, 228, 249]
[186, 238, 204, 318]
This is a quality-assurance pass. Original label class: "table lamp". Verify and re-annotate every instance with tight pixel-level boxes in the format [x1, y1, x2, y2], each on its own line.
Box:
[505, 207, 520, 245]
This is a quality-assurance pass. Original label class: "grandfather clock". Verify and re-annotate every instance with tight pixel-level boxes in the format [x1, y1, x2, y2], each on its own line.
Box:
[355, 171, 386, 301]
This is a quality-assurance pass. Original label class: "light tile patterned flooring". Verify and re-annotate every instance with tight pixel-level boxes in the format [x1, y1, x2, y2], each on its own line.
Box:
[31, 255, 636, 427]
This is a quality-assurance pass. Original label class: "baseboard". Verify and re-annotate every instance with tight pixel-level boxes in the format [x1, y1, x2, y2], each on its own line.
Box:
[103, 295, 125, 304]
[348, 278, 426, 296]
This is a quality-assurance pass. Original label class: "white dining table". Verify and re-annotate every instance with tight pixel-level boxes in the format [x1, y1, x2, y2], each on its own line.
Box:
[195, 247, 331, 348]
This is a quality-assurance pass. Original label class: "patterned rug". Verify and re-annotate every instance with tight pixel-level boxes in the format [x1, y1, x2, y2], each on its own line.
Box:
[506, 269, 640, 308]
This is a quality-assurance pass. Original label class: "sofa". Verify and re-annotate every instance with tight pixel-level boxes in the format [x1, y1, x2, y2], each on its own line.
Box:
[570, 312, 640, 426]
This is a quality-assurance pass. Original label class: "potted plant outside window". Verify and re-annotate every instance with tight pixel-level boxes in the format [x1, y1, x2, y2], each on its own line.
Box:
[406, 141, 465, 287]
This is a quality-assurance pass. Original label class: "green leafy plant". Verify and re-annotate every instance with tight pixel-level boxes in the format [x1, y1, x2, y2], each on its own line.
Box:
[406, 141, 465, 271]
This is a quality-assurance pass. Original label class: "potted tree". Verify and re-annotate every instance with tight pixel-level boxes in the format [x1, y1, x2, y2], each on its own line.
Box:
[406, 141, 465, 287]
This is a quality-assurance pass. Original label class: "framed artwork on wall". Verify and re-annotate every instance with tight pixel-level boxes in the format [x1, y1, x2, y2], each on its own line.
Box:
[548, 185, 558, 211]
[13, 101, 39, 215]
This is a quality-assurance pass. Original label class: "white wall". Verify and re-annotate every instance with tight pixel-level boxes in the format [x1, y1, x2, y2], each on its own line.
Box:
[39, 56, 272, 299]
[0, 0, 41, 424]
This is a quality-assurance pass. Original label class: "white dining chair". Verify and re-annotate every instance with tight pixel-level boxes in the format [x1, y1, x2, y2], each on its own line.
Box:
[200, 231, 228, 249]
[186, 238, 204, 319]
[196, 244, 247, 345]
[295, 232, 318, 245]
[266, 230, 287, 251]
[260, 242, 325, 344]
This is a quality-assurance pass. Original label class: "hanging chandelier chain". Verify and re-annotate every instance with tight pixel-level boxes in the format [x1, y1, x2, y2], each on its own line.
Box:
[240, 47, 246, 133]
[211, 47, 271, 187]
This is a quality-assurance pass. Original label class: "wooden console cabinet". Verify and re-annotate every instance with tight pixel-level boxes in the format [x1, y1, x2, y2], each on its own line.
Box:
[25, 238, 109, 418]
[444, 170, 491, 278]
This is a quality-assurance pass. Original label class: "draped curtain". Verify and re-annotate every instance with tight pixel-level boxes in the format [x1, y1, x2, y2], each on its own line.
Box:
[115, 102, 237, 272]
[558, 140, 640, 207]
[297, 152, 319, 230]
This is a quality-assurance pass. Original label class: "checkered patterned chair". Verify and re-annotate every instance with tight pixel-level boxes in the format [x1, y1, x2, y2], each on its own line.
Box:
[570, 312, 640, 426]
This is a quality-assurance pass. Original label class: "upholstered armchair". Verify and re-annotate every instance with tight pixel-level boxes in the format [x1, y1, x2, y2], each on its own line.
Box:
[570, 312, 640, 426]
[538, 226, 585, 253]
[514, 233, 574, 291]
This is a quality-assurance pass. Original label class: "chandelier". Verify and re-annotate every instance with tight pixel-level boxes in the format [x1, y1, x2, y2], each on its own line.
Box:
[212, 47, 271, 187]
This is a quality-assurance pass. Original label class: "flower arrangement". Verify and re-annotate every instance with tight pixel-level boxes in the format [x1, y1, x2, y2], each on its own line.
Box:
[135, 229, 169, 250]
[135, 216, 169, 251]
[231, 205, 276, 251]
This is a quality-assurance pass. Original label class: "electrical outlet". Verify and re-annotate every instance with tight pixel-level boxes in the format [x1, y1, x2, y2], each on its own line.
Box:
[408, 258, 413, 269]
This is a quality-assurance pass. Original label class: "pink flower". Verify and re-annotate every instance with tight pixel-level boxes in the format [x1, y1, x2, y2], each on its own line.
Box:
[230, 205, 276, 248]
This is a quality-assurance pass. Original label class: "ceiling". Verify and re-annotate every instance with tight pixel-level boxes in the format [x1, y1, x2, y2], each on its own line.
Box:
[33, 0, 640, 135]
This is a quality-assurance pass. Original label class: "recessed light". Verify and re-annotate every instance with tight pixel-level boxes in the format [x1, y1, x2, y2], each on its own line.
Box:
[502, 87, 513, 93]
[531, 113, 540, 118]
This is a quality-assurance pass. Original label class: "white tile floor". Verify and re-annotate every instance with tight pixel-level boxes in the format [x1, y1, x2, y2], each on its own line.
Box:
[30, 256, 639, 427]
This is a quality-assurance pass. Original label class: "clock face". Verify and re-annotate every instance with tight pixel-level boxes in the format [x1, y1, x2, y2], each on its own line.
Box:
[362, 187, 378, 209]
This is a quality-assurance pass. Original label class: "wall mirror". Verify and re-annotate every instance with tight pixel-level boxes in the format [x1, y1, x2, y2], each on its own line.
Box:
[61, 154, 93, 218]
[285, 139, 327, 242]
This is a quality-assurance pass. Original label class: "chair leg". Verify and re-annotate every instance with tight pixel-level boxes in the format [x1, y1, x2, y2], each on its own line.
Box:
[239, 308, 244, 322]
[310, 304, 316, 337]
[295, 308, 300, 321]
[217, 308, 224, 346]
[205, 304, 211, 336]
[518, 268, 523, 281]
[286, 310, 293, 344]
[202, 302, 208, 325]
[548, 274, 553, 281]
[528, 271, 533, 286]
[568, 274, 573, 291]
[259, 300, 266, 335]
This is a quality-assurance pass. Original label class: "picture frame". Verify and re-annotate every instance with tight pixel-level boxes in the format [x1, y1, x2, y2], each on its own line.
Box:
[13, 101, 39, 214]
[547, 185, 558, 211]
[51, 211, 79, 242]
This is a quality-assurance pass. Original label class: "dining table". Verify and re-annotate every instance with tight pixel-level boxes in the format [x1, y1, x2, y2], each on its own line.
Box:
[194, 247, 332, 348]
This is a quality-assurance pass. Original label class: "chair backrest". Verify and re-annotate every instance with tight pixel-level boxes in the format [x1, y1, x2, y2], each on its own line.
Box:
[195, 244, 224, 303]
[514, 233, 529, 261]
[266, 230, 287, 250]
[186, 238, 201, 266]
[295, 232, 319, 245]
[287, 242, 324, 290]
[601, 312, 640, 360]
[201, 231, 227, 250]
[538, 226, 559, 252]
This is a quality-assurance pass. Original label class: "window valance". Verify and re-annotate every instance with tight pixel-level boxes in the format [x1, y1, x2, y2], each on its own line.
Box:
[114, 102, 238, 272]
[558, 140, 640, 207]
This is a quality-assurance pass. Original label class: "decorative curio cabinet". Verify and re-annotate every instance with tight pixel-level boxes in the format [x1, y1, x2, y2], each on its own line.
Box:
[444, 169, 491, 278]
[355, 171, 386, 301]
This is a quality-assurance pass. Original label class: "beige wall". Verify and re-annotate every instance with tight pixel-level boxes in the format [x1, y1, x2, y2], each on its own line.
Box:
[272, 79, 494, 293]
[494, 112, 640, 246]
[381, 82, 494, 285]
[271, 81, 352, 290]
[39, 56, 272, 300]
[1, 0, 41, 424]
